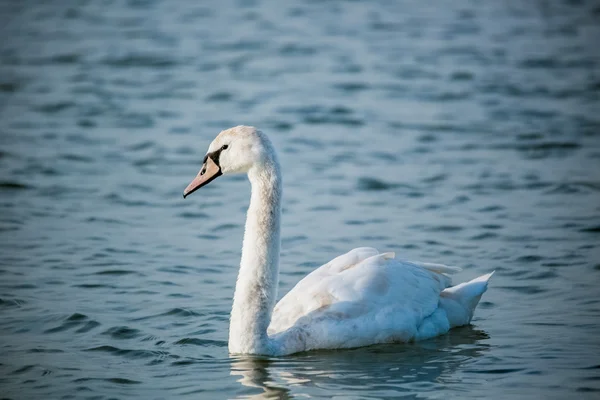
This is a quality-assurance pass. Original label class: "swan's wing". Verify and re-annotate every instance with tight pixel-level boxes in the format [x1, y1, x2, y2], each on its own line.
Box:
[269, 248, 453, 338]
[268, 247, 379, 333]
[285, 247, 380, 284]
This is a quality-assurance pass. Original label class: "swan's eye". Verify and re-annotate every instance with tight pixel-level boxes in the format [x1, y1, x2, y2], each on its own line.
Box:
[221, 144, 229, 150]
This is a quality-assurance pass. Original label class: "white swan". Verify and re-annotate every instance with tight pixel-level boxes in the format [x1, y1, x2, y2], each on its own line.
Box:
[183, 125, 493, 356]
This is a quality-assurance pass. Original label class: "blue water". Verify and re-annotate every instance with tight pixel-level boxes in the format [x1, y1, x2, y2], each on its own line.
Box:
[1, 0, 599, 398]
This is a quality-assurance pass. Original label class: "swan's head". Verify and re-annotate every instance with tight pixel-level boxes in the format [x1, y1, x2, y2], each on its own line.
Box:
[183, 125, 273, 198]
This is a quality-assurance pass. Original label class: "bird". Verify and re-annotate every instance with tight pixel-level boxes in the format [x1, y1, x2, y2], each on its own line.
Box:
[183, 125, 494, 356]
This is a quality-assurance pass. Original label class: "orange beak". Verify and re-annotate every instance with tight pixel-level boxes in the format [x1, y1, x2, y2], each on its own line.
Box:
[183, 156, 222, 198]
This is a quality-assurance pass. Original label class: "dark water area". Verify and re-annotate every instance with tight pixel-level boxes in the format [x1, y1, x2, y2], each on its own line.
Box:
[1, 0, 600, 398]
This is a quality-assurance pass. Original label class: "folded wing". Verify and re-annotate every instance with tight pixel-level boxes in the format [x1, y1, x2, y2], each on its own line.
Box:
[268, 248, 455, 351]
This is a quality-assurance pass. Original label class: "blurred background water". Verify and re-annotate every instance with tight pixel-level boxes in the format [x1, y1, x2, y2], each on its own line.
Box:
[1, 0, 599, 398]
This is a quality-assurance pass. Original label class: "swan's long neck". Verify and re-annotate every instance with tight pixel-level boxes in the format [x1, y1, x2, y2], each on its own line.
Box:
[229, 156, 282, 355]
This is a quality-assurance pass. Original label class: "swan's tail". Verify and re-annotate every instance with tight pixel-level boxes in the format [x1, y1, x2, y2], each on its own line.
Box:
[440, 271, 494, 328]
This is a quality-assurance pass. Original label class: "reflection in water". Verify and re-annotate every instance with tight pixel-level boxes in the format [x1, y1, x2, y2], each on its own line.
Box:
[231, 357, 291, 400]
[231, 327, 490, 399]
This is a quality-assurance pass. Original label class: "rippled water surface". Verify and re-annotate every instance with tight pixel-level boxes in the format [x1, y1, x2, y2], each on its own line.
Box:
[1, 0, 600, 398]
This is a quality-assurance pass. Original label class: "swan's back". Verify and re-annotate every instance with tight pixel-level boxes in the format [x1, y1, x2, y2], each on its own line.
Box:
[268, 248, 491, 355]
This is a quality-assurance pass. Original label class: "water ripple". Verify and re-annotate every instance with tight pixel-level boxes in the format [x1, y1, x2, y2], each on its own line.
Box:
[1, 0, 599, 399]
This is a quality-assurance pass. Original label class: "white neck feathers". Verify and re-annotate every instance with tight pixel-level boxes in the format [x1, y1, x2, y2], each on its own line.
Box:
[228, 146, 282, 354]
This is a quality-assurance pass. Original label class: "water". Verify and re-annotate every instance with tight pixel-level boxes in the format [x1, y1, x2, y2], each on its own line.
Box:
[1, 0, 599, 398]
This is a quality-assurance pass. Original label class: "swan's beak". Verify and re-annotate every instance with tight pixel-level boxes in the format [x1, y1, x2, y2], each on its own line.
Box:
[183, 156, 222, 198]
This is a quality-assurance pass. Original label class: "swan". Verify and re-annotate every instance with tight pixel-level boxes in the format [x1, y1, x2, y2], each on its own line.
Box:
[183, 125, 494, 356]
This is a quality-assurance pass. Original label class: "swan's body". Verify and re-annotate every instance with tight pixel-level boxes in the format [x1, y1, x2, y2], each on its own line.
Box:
[184, 126, 493, 356]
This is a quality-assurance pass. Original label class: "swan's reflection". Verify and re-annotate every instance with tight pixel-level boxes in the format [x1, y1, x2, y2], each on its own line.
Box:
[230, 356, 291, 400]
[230, 326, 490, 399]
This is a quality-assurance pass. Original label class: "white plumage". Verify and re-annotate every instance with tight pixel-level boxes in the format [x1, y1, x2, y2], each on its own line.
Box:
[183, 126, 493, 356]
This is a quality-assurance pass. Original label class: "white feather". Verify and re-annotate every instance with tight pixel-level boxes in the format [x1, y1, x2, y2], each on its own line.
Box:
[188, 126, 494, 356]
